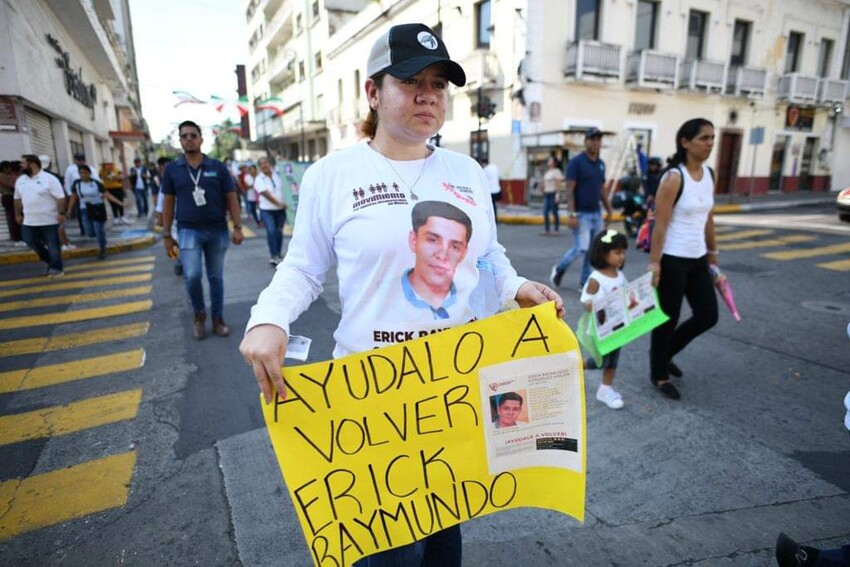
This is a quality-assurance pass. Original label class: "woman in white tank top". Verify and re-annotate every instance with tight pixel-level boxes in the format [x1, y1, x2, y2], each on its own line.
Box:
[646, 119, 720, 400]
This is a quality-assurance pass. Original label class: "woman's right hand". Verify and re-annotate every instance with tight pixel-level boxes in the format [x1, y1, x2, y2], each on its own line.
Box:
[239, 324, 289, 404]
[648, 261, 661, 287]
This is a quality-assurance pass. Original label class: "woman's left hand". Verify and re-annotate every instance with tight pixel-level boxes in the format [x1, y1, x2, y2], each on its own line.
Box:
[515, 281, 565, 319]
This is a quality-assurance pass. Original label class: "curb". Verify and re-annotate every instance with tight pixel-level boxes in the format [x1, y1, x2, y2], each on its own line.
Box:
[497, 198, 833, 226]
[0, 235, 156, 266]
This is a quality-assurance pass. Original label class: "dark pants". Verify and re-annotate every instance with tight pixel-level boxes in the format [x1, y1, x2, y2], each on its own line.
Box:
[80, 208, 107, 253]
[352, 525, 461, 567]
[260, 208, 285, 258]
[22, 224, 63, 271]
[542, 192, 559, 232]
[491, 193, 499, 222]
[1, 194, 22, 241]
[650, 254, 718, 383]
[108, 188, 125, 218]
[245, 200, 260, 224]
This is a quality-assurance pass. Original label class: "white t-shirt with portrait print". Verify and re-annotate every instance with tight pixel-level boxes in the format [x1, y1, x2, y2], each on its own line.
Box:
[246, 141, 527, 359]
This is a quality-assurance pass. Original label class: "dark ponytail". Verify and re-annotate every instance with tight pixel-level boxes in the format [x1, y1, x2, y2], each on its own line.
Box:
[669, 118, 713, 167]
[357, 73, 385, 140]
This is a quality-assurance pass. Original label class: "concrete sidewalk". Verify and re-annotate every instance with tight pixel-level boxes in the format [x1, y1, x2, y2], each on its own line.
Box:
[0, 189, 835, 264]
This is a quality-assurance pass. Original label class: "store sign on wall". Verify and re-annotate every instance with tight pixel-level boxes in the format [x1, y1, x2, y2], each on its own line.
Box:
[46, 34, 97, 112]
[0, 97, 20, 132]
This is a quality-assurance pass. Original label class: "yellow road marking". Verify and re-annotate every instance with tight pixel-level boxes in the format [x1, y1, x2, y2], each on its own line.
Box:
[0, 274, 152, 299]
[0, 300, 152, 331]
[0, 286, 151, 314]
[715, 229, 775, 241]
[0, 322, 150, 358]
[815, 258, 850, 271]
[0, 389, 142, 446]
[0, 451, 136, 541]
[0, 264, 153, 288]
[65, 255, 156, 272]
[0, 349, 145, 394]
[762, 242, 850, 260]
[722, 235, 817, 251]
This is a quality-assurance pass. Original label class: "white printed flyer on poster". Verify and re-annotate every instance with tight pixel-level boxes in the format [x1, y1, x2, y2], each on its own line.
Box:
[479, 351, 583, 475]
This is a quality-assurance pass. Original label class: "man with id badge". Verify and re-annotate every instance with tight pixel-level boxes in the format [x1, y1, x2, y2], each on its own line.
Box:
[161, 120, 244, 340]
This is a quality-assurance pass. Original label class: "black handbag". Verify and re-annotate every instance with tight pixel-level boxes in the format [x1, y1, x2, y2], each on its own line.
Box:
[88, 203, 107, 223]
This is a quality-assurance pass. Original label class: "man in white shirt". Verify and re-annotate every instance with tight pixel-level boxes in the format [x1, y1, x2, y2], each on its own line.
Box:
[255, 156, 286, 265]
[14, 154, 67, 277]
[480, 157, 501, 222]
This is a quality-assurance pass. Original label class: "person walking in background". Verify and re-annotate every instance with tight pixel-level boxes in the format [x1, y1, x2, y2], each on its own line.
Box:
[1, 160, 25, 246]
[66, 165, 123, 260]
[129, 157, 150, 219]
[161, 120, 244, 340]
[480, 156, 501, 223]
[255, 156, 286, 265]
[101, 162, 128, 224]
[154, 157, 183, 276]
[648, 118, 719, 400]
[64, 152, 99, 237]
[239, 22, 563, 566]
[541, 156, 563, 236]
[39, 155, 75, 251]
[643, 156, 663, 207]
[14, 154, 66, 277]
[580, 229, 629, 409]
[243, 164, 261, 226]
[550, 127, 613, 288]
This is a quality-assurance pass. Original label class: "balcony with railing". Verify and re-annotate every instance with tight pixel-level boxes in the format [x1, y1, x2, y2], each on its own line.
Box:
[564, 40, 623, 81]
[266, 1, 293, 48]
[818, 78, 848, 106]
[776, 73, 819, 104]
[460, 51, 503, 88]
[268, 47, 296, 88]
[626, 50, 678, 88]
[678, 59, 726, 92]
[725, 66, 767, 97]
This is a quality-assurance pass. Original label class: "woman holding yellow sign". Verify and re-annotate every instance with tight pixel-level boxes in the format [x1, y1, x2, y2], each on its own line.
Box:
[240, 22, 563, 566]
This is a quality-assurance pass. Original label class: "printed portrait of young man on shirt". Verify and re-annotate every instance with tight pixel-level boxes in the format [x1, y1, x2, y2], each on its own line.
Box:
[401, 200, 472, 320]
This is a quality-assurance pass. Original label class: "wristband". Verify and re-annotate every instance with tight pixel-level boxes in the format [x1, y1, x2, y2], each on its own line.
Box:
[233, 224, 242, 230]
[707, 249, 718, 255]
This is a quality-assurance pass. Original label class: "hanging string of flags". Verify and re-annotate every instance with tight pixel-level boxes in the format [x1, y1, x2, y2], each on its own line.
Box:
[171, 91, 286, 117]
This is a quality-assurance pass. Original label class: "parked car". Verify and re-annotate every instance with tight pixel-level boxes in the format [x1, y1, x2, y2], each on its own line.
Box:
[838, 187, 850, 222]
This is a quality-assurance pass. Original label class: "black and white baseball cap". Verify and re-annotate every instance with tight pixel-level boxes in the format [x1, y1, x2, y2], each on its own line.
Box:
[367, 23, 466, 86]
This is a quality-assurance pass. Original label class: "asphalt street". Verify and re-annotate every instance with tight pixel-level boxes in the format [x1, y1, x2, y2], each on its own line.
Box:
[0, 203, 848, 566]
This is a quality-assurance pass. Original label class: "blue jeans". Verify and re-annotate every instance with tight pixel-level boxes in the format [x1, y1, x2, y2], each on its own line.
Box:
[22, 224, 63, 271]
[245, 200, 260, 224]
[134, 188, 149, 217]
[259, 208, 285, 258]
[177, 227, 229, 318]
[352, 525, 461, 567]
[80, 208, 107, 253]
[555, 211, 603, 286]
[542, 193, 559, 232]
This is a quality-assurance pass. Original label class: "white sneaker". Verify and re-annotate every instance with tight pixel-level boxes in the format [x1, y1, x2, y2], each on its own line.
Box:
[596, 385, 624, 409]
[61, 244, 77, 251]
[13, 241, 28, 247]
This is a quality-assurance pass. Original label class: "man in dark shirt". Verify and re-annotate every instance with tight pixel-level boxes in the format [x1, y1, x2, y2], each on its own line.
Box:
[161, 120, 244, 339]
[550, 127, 613, 288]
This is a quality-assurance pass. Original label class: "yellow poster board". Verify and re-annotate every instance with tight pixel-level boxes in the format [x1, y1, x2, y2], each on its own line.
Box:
[262, 302, 586, 566]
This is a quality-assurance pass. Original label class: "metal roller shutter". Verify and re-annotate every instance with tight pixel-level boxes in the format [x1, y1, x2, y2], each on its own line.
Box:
[24, 108, 57, 167]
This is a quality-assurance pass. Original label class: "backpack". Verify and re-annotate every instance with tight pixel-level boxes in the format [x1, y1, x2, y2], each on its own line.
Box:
[636, 165, 714, 253]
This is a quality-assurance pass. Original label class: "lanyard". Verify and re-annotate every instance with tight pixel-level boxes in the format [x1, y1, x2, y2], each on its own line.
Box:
[187, 164, 202, 190]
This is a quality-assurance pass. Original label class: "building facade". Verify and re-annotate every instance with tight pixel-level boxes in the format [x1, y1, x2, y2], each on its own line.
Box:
[246, 0, 850, 203]
[0, 0, 149, 175]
